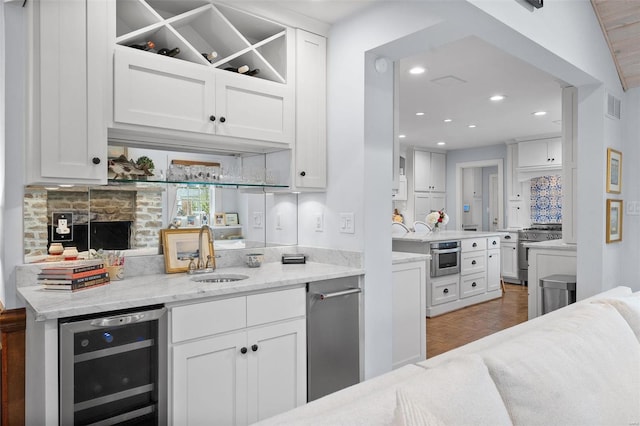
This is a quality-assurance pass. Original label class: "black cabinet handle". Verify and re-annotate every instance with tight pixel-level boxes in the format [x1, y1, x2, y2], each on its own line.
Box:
[472, 282, 477, 287]
[492, 241, 497, 245]
[251, 344, 258, 352]
[471, 260, 477, 265]
[300, 171, 306, 177]
[443, 288, 449, 294]
[472, 242, 477, 247]
[92, 157, 101, 165]
[240, 347, 247, 354]
[489, 255, 493, 258]
[209, 115, 216, 122]
[505, 235, 511, 239]
[513, 247, 516, 250]
[219, 117, 226, 123]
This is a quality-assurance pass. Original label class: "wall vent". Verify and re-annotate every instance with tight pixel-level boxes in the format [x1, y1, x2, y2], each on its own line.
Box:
[606, 91, 621, 119]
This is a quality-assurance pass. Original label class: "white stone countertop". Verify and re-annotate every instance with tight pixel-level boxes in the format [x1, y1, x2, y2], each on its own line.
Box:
[17, 262, 365, 321]
[392, 230, 504, 243]
[522, 240, 577, 251]
[392, 252, 430, 265]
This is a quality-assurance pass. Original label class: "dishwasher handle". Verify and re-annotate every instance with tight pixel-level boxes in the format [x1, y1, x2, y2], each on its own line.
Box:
[317, 288, 362, 301]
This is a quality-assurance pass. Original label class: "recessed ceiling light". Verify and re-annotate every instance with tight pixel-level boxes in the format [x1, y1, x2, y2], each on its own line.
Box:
[443, 118, 452, 123]
[468, 124, 477, 128]
[490, 95, 506, 101]
[437, 141, 446, 146]
[398, 134, 406, 138]
[409, 66, 426, 75]
[415, 112, 425, 116]
[533, 111, 547, 116]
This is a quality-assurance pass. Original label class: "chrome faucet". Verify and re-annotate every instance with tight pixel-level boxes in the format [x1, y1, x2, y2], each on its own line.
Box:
[187, 225, 216, 275]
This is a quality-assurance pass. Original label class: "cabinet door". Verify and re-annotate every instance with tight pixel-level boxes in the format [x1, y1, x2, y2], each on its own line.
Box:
[487, 249, 501, 291]
[508, 201, 525, 228]
[295, 29, 327, 189]
[429, 193, 446, 214]
[114, 46, 216, 134]
[518, 140, 549, 167]
[392, 261, 426, 369]
[216, 72, 293, 145]
[429, 152, 446, 192]
[413, 150, 432, 192]
[172, 332, 248, 426]
[414, 193, 431, 221]
[35, 0, 108, 183]
[246, 319, 306, 424]
[547, 138, 562, 165]
[501, 243, 519, 280]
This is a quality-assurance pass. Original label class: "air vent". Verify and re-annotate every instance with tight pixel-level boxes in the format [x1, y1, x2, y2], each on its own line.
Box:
[606, 91, 621, 119]
[430, 75, 467, 86]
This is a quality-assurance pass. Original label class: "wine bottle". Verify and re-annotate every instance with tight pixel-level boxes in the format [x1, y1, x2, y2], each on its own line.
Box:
[202, 51, 218, 63]
[245, 68, 260, 77]
[158, 47, 180, 57]
[225, 65, 250, 74]
[128, 41, 155, 51]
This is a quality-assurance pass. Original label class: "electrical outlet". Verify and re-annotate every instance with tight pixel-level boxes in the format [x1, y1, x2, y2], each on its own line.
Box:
[253, 212, 264, 228]
[340, 212, 355, 234]
[314, 213, 324, 232]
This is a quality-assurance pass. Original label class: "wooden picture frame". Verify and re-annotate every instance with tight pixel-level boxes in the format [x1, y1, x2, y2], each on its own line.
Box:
[606, 148, 622, 194]
[161, 228, 215, 273]
[606, 199, 623, 243]
[213, 212, 226, 226]
[225, 212, 239, 226]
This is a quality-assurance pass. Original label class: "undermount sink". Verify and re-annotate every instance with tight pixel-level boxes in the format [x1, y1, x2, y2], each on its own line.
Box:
[191, 274, 249, 283]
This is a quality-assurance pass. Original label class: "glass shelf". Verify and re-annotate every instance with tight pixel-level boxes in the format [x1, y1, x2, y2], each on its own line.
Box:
[107, 178, 289, 189]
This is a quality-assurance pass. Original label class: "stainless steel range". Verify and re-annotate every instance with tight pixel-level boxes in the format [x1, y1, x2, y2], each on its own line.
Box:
[518, 224, 562, 283]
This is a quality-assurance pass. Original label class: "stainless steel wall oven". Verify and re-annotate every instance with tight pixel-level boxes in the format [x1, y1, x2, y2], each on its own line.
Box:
[59, 306, 167, 425]
[430, 241, 461, 277]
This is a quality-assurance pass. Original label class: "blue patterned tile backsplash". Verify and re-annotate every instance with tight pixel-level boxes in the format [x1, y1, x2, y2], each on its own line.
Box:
[530, 175, 562, 223]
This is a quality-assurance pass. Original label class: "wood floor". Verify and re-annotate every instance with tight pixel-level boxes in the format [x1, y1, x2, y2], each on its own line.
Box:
[426, 283, 528, 358]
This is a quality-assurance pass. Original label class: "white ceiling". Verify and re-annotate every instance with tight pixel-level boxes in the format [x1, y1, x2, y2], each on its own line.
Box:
[269, 1, 565, 152]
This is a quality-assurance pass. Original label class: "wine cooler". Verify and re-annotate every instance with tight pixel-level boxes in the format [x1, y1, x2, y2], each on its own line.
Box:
[59, 306, 167, 425]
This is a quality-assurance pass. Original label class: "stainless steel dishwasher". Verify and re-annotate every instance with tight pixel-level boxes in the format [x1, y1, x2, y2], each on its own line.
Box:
[306, 276, 362, 401]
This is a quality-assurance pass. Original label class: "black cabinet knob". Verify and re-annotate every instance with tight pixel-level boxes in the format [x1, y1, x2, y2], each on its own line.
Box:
[251, 344, 258, 352]
[240, 347, 248, 354]
[219, 117, 226, 123]
[471, 260, 477, 265]
[472, 243, 477, 247]
[209, 115, 216, 122]
[472, 282, 477, 287]
[443, 288, 449, 294]
[92, 157, 101, 165]
[492, 241, 497, 245]
[300, 171, 306, 177]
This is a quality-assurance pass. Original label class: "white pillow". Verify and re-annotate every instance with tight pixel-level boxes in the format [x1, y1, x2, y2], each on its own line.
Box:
[481, 303, 640, 426]
[395, 355, 512, 426]
[393, 389, 445, 426]
[592, 292, 640, 341]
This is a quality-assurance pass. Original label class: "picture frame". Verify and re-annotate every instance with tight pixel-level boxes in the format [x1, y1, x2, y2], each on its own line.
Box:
[161, 228, 215, 273]
[606, 148, 622, 194]
[213, 212, 226, 226]
[225, 212, 239, 226]
[606, 199, 623, 243]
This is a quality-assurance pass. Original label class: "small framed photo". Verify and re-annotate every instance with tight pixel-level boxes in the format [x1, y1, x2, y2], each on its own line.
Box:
[161, 228, 215, 273]
[225, 212, 239, 226]
[213, 212, 226, 226]
[606, 148, 622, 194]
[606, 199, 623, 243]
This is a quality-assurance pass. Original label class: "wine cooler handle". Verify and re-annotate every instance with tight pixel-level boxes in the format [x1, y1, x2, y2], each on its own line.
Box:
[209, 115, 216, 122]
[219, 117, 226, 123]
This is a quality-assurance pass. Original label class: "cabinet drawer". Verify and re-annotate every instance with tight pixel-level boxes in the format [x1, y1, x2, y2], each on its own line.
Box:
[247, 287, 305, 327]
[487, 237, 500, 249]
[172, 296, 247, 343]
[460, 273, 486, 298]
[461, 252, 486, 275]
[461, 238, 486, 252]
[431, 276, 459, 305]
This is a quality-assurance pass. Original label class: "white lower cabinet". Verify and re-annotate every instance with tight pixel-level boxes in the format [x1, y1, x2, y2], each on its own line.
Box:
[500, 242, 519, 281]
[169, 288, 306, 425]
[430, 275, 459, 306]
[487, 249, 501, 292]
[392, 260, 426, 369]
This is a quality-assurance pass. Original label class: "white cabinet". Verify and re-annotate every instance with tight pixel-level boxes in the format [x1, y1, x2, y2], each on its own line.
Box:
[487, 249, 501, 292]
[414, 151, 446, 192]
[169, 288, 306, 425]
[392, 259, 427, 369]
[393, 175, 408, 201]
[517, 138, 562, 168]
[294, 29, 327, 190]
[501, 242, 519, 281]
[26, 0, 109, 184]
[508, 201, 526, 228]
[463, 168, 483, 199]
[430, 274, 459, 306]
[460, 272, 486, 298]
[414, 193, 446, 223]
[506, 144, 523, 201]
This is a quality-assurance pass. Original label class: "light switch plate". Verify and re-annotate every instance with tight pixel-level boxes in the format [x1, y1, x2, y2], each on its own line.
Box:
[340, 212, 355, 234]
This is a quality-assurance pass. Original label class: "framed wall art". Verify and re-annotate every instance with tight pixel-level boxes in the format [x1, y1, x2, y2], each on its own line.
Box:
[161, 228, 215, 273]
[606, 199, 623, 243]
[225, 212, 239, 226]
[213, 212, 226, 226]
[606, 148, 622, 193]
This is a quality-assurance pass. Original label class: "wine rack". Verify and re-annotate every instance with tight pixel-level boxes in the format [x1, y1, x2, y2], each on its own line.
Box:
[115, 0, 288, 84]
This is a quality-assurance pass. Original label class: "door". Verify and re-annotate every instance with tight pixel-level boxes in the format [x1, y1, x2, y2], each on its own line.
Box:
[489, 173, 498, 232]
[246, 319, 306, 424]
[487, 249, 501, 291]
[172, 332, 248, 426]
[114, 46, 216, 134]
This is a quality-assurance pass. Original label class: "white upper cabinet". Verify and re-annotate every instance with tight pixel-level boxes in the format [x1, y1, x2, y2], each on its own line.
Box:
[111, 1, 294, 150]
[414, 151, 446, 192]
[517, 137, 562, 169]
[26, 0, 109, 185]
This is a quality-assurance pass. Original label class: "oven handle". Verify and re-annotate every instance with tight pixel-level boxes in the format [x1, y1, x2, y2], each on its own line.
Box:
[431, 248, 461, 255]
[89, 308, 166, 328]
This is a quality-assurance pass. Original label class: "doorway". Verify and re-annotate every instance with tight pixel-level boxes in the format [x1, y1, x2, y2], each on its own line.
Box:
[455, 159, 504, 231]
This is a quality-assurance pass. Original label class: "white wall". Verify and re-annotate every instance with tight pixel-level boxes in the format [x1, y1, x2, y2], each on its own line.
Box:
[0, 0, 5, 305]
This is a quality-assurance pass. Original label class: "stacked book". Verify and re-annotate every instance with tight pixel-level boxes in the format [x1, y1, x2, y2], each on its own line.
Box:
[38, 261, 110, 292]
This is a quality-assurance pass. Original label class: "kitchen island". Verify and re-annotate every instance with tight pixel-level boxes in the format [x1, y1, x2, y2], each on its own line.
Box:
[393, 230, 503, 316]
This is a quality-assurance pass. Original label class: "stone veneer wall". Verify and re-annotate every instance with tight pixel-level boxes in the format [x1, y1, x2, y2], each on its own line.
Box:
[23, 188, 164, 257]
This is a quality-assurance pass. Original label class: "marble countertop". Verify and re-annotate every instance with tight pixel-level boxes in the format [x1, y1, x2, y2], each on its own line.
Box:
[392, 230, 503, 243]
[522, 240, 577, 251]
[18, 262, 365, 321]
[392, 252, 430, 265]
